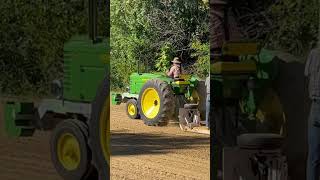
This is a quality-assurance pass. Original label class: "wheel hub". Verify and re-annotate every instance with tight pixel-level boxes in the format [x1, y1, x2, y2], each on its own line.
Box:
[128, 103, 136, 116]
[57, 133, 81, 170]
[141, 88, 160, 119]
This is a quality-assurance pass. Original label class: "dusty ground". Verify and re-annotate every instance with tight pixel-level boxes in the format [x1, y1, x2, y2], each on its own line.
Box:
[0, 103, 60, 180]
[0, 103, 210, 180]
[110, 104, 210, 180]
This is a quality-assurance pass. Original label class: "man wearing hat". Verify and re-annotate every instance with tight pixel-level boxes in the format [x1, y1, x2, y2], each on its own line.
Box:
[167, 57, 183, 79]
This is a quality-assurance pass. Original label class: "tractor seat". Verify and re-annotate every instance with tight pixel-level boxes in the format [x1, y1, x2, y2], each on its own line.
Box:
[237, 133, 284, 150]
[184, 103, 198, 109]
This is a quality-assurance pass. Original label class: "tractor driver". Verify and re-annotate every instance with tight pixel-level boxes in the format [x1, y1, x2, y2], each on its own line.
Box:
[167, 57, 183, 79]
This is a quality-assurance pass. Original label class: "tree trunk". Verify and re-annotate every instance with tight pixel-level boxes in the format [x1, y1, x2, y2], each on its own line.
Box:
[318, 0, 320, 47]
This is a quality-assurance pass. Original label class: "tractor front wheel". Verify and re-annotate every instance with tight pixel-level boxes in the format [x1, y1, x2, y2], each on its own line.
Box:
[126, 99, 140, 119]
[138, 79, 175, 126]
[50, 119, 92, 180]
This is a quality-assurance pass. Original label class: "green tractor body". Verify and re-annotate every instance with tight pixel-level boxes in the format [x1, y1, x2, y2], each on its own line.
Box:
[63, 35, 108, 102]
[128, 72, 199, 96]
[128, 73, 171, 94]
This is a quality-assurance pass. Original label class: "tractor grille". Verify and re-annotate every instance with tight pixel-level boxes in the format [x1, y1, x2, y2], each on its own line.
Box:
[63, 53, 72, 95]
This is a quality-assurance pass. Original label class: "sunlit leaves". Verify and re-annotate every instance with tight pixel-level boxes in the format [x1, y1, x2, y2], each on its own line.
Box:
[111, 0, 209, 90]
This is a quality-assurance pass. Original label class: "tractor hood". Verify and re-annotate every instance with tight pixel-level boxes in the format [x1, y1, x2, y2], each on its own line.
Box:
[129, 73, 172, 94]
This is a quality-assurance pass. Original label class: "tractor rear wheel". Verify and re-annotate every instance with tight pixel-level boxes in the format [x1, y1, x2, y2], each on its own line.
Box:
[138, 79, 175, 126]
[89, 76, 110, 180]
[126, 99, 140, 119]
[50, 119, 92, 180]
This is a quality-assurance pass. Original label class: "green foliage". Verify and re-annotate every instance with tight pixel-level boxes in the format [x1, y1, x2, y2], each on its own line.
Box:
[266, 0, 319, 57]
[111, 0, 209, 90]
[190, 40, 210, 78]
[155, 43, 175, 73]
[0, 0, 107, 96]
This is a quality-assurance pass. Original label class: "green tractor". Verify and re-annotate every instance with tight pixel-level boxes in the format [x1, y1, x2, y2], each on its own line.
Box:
[112, 67, 210, 133]
[210, 40, 290, 179]
[2, 1, 109, 180]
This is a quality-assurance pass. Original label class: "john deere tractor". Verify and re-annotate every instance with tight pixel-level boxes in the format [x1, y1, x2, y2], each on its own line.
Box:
[112, 70, 210, 133]
[2, 1, 109, 180]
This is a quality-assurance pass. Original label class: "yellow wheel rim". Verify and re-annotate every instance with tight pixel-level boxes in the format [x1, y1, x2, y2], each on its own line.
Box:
[127, 103, 136, 116]
[141, 88, 160, 119]
[57, 133, 81, 171]
[99, 97, 110, 165]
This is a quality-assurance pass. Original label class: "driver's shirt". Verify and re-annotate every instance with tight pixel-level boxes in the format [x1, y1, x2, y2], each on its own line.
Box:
[167, 65, 181, 78]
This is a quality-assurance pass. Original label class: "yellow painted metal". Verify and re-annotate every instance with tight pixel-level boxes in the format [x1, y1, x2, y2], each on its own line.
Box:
[172, 74, 191, 85]
[141, 88, 161, 119]
[211, 61, 257, 74]
[179, 74, 191, 80]
[57, 133, 81, 170]
[173, 81, 190, 85]
[99, 97, 110, 165]
[190, 89, 200, 103]
[222, 42, 259, 56]
[127, 103, 136, 116]
[255, 88, 286, 135]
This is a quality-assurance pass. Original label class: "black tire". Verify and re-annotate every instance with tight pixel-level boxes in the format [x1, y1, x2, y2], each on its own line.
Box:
[138, 79, 175, 126]
[50, 119, 92, 180]
[126, 99, 140, 119]
[89, 76, 110, 180]
[237, 133, 284, 150]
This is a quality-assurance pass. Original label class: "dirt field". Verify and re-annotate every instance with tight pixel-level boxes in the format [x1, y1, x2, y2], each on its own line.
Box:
[0, 104, 210, 180]
[0, 103, 61, 180]
[110, 104, 210, 180]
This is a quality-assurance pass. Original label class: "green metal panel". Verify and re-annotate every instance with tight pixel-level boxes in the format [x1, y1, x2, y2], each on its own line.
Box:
[3, 102, 33, 137]
[111, 93, 122, 105]
[4, 102, 22, 137]
[129, 73, 171, 94]
[80, 66, 105, 100]
[63, 35, 109, 102]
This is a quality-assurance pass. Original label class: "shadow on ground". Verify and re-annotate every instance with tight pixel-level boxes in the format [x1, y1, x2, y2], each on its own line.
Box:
[111, 130, 209, 156]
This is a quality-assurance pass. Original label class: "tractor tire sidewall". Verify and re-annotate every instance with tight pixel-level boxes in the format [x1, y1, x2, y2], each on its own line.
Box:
[126, 99, 140, 119]
[69, 120, 99, 180]
[50, 119, 91, 180]
[138, 79, 175, 126]
[89, 76, 109, 180]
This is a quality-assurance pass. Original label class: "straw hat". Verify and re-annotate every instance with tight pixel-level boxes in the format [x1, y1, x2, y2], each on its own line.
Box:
[171, 57, 181, 64]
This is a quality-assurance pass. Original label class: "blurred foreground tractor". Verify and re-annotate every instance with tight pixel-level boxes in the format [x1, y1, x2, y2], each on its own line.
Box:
[211, 0, 288, 179]
[112, 66, 210, 134]
[2, 1, 110, 180]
